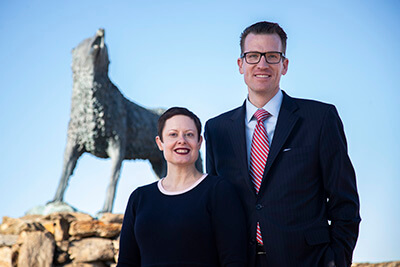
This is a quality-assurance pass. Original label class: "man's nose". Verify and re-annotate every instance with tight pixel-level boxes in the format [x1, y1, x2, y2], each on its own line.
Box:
[257, 55, 270, 67]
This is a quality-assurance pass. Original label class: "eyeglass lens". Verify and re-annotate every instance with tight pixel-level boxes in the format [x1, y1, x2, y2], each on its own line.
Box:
[245, 52, 282, 64]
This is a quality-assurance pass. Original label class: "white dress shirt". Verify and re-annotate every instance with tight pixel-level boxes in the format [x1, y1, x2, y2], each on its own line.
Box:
[245, 90, 283, 167]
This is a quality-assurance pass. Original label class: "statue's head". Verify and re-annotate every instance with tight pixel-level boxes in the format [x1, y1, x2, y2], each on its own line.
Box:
[71, 28, 110, 76]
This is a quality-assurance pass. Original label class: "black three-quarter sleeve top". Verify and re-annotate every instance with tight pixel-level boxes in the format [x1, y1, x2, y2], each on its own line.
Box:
[117, 174, 247, 267]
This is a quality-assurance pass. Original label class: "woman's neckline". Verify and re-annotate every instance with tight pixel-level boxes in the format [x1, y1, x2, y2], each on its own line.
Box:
[157, 173, 208, 195]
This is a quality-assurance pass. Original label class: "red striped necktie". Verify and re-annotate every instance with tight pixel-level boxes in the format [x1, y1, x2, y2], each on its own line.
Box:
[249, 108, 271, 245]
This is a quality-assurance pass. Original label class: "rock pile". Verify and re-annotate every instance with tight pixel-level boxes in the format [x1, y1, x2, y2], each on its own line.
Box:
[0, 212, 123, 267]
[0, 212, 399, 267]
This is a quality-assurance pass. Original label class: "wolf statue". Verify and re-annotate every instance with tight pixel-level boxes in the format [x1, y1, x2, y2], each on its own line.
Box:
[51, 29, 202, 213]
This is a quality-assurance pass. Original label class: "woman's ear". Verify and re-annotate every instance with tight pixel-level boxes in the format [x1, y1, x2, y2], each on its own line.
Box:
[197, 136, 203, 150]
[155, 136, 164, 151]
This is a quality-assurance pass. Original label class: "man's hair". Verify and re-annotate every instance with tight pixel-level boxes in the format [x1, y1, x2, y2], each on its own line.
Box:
[157, 107, 202, 142]
[240, 21, 287, 55]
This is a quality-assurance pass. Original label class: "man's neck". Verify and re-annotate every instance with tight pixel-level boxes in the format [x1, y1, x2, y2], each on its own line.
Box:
[248, 89, 279, 108]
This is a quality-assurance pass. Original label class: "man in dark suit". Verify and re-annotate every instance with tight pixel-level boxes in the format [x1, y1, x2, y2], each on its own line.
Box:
[204, 21, 361, 267]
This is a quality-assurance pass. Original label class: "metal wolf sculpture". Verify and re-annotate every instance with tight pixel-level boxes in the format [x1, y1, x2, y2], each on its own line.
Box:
[51, 29, 202, 213]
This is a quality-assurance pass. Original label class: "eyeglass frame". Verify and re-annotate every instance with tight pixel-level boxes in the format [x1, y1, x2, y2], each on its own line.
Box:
[241, 51, 286, 64]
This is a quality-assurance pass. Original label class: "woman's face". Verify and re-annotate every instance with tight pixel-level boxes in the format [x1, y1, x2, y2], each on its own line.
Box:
[156, 115, 202, 167]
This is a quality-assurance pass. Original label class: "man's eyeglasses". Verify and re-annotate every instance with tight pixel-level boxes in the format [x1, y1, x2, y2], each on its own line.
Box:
[241, 51, 285, 64]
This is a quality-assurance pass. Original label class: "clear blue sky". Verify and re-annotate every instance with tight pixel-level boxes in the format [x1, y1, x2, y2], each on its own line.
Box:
[0, 0, 399, 263]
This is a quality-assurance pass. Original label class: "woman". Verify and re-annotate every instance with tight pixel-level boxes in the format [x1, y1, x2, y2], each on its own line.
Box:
[117, 107, 247, 267]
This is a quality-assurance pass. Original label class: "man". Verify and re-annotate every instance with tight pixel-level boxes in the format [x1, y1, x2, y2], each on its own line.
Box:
[204, 21, 360, 267]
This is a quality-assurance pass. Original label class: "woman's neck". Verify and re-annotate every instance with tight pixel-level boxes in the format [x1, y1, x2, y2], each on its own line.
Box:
[162, 165, 203, 192]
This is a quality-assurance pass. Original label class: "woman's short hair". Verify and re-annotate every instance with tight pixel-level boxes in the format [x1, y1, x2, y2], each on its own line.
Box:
[157, 107, 202, 141]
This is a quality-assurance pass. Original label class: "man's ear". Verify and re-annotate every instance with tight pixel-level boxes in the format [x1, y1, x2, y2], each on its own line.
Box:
[282, 57, 289, 75]
[238, 57, 244, 74]
[155, 136, 163, 151]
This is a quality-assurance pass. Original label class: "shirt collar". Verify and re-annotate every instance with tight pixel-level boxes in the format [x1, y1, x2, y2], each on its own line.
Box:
[246, 89, 283, 123]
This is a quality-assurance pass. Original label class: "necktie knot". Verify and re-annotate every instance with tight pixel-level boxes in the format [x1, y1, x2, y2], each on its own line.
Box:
[254, 109, 270, 123]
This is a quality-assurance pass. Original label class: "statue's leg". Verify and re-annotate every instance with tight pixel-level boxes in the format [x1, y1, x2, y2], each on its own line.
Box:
[52, 139, 82, 202]
[101, 139, 125, 213]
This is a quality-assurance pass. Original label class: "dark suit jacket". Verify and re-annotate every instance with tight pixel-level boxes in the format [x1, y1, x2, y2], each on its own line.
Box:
[204, 91, 360, 267]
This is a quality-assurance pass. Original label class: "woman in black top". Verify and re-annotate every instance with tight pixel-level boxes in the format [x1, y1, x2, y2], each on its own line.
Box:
[117, 107, 247, 267]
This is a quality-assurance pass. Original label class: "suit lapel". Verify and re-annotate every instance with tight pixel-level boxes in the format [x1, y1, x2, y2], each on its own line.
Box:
[259, 91, 299, 193]
[228, 102, 255, 194]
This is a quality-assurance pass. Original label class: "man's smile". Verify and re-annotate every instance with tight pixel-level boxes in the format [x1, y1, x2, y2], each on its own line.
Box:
[255, 74, 271, 78]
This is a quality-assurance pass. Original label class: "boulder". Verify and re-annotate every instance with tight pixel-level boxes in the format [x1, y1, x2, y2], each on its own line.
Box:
[98, 213, 124, 224]
[54, 240, 70, 265]
[16, 231, 55, 267]
[0, 234, 18, 247]
[0, 216, 45, 235]
[41, 217, 70, 241]
[69, 220, 121, 238]
[0, 246, 13, 267]
[68, 237, 115, 263]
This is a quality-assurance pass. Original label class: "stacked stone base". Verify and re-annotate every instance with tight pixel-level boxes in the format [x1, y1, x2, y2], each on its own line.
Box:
[0, 212, 399, 266]
[0, 212, 122, 267]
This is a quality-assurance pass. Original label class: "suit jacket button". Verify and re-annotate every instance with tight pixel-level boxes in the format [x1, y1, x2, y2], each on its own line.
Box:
[256, 204, 263, 210]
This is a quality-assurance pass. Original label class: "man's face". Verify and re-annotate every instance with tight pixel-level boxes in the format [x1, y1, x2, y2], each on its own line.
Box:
[238, 33, 288, 101]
